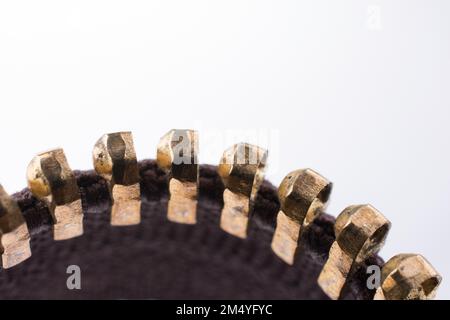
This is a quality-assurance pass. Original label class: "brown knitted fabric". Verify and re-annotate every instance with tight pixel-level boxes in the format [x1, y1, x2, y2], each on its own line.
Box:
[0, 160, 382, 300]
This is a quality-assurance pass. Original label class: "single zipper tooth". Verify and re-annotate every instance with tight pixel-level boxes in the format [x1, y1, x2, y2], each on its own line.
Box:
[218, 143, 268, 239]
[0, 184, 32, 269]
[27, 148, 83, 241]
[374, 254, 442, 300]
[318, 204, 391, 300]
[271, 169, 332, 265]
[93, 132, 141, 227]
[157, 129, 199, 225]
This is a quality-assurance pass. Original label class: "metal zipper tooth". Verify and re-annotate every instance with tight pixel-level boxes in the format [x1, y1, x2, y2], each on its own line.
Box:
[0, 184, 32, 269]
[218, 143, 268, 239]
[93, 132, 141, 226]
[374, 254, 442, 300]
[157, 129, 199, 225]
[271, 169, 332, 265]
[318, 204, 391, 300]
[27, 148, 83, 241]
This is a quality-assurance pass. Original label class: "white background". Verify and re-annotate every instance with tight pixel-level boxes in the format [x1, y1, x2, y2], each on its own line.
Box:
[0, 1, 449, 299]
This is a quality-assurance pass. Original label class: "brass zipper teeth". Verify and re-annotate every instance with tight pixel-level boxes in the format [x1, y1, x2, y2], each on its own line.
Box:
[0, 129, 442, 300]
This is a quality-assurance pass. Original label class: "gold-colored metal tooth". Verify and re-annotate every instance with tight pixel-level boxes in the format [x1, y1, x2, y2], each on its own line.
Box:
[0, 185, 31, 269]
[374, 254, 441, 300]
[93, 132, 141, 226]
[27, 149, 83, 241]
[271, 169, 332, 265]
[218, 143, 268, 239]
[157, 129, 199, 225]
[318, 204, 391, 300]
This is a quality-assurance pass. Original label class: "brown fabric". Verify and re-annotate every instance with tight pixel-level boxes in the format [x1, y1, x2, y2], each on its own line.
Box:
[0, 160, 382, 300]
